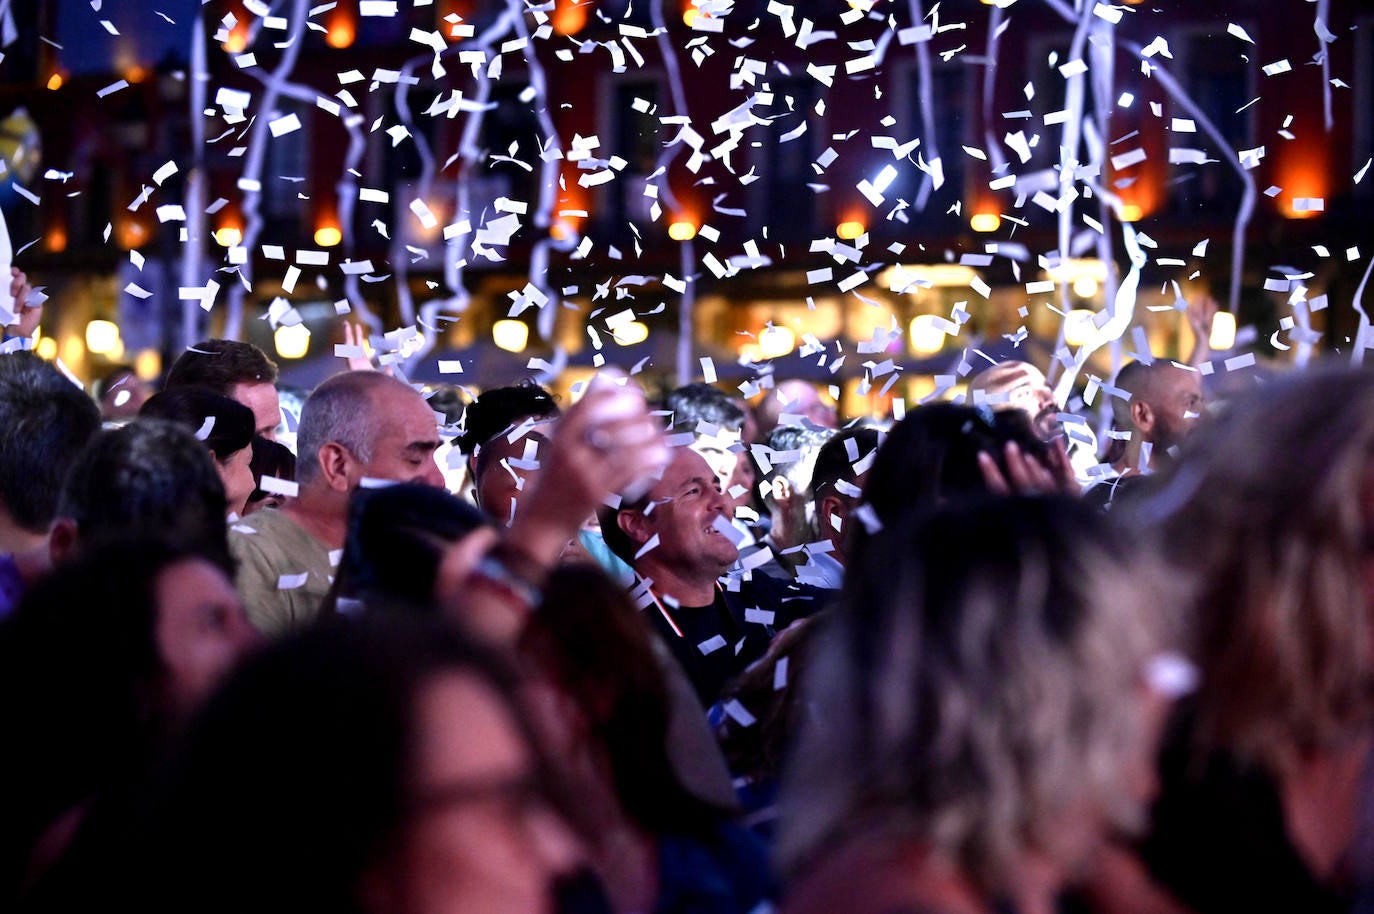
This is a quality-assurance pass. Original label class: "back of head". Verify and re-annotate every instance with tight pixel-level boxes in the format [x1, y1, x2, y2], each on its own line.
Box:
[294, 371, 399, 487]
[336, 482, 490, 613]
[666, 382, 744, 433]
[455, 382, 559, 456]
[0, 537, 196, 889]
[861, 402, 1047, 529]
[780, 497, 1163, 889]
[0, 352, 101, 534]
[249, 436, 296, 488]
[140, 387, 255, 462]
[809, 426, 881, 500]
[165, 339, 278, 396]
[1142, 364, 1374, 774]
[56, 419, 229, 568]
[140, 616, 525, 914]
[1111, 360, 1153, 429]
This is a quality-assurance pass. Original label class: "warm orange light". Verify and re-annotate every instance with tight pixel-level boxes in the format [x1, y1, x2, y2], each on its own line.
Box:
[117, 220, 149, 250]
[836, 221, 865, 240]
[46, 72, 64, 91]
[551, 0, 588, 34]
[437, 0, 472, 40]
[970, 212, 1001, 232]
[314, 224, 343, 247]
[325, 8, 356, 48]
[551, 220, 577, 242]
[668, 220, 697, 241]
[123, 63, 149, 83]
[1118, 204, 1143, 222]
[1276, 144, 1330, 219]
[682, 0, 711, 26]
[223, 19, 251, 53]
[46, 225, 67, 252]
[214, 225, 243, 247]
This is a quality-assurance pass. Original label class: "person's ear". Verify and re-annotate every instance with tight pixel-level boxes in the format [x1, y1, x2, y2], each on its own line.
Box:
[47, 518, 78, 567]
[1130, 399, 1156, 435]
[819, 493, 848, 536]
[617, 507, 653, 550]
[317, 442, 357, 493]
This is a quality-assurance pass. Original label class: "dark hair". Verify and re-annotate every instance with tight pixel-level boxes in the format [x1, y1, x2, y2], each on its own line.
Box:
[0, 352, 101, 533]
[666, 382, 745, 433]
[520, 564, 726, 835]
[57, 420, 231, 570]
[594, 487, 652, 567]
[248, 435, 296, 499]
[780, 497, 1163, 885]
[328, 482, 491, 616]
[455, 382, 559, 456]
[473, 426, 551, 491]
[94, 364, 139, 402]
[810, 426, 882, 500]
[0, 537, 206, 897]
[139, 387, 255, 463]
[137, 617, 543, 914]
[861, 402, 1048, 528]
[165, 339, 278, 395]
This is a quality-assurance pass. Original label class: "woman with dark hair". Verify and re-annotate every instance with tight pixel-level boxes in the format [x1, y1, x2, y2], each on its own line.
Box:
[244, 434, 297, 514]
[136, 616, 582, 914]
[519, 564, 774, 914]
[779, 497, 1176, 914]
[0, 537, 257, 909]
[320, 482, 493, 619]
[858, 402, 1069, 534]
[140, 386, 257, 516]
[1089, 366, 1374, 914]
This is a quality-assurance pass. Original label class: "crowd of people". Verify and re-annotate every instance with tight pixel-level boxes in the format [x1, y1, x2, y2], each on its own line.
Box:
[0, 308, 1372, 914]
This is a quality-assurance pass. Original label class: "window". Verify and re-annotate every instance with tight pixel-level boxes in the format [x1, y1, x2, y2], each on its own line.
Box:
[1172, 28, 1255, 211]
[604, 79, 663, 233]
[750, 76, 820, 241]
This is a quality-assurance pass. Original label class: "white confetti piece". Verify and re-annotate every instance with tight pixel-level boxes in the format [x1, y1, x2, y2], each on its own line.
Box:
[269, 113, 302, 137]
[697, 635, 728, 656]
[257, 474, 298, 498]
[277, 572, 310, 590]
[1227, 23, 1254, 43]
[722, 699, 757, 727]
[97, 80, 129, 98]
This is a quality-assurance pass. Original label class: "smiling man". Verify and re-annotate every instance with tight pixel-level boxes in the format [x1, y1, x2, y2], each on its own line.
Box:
[598, 446, 828, 705]
[229, 371, 445, 636]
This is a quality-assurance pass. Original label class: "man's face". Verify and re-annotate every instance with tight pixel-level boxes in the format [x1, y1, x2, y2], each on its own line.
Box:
[998, 364, 1059, 439]
[475, 429, 549, 526]
[1146, 368, 1205, 453]
[632, 448, 739, 577]
[358, 384, 446, 488]
[689, 429, 753, 512]
[230, 381, 281, 441]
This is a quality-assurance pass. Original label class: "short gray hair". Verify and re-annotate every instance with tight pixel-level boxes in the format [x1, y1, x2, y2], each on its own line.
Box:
[295, 372, 395, 486]
[779, 496, 1166, 892]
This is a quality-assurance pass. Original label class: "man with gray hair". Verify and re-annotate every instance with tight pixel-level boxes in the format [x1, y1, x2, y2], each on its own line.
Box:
[229, 371, 444, 635]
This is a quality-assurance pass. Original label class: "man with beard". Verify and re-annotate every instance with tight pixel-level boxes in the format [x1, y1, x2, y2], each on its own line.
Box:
[968, 360, 1060, 440]
[1084, 359, 1205, 510]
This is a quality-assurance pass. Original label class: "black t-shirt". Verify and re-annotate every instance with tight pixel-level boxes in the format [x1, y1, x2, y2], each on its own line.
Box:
[645, 576, 832, 707]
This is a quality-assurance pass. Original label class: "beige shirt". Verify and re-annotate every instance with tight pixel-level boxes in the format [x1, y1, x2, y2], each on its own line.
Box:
[229, 508, 335, 637]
